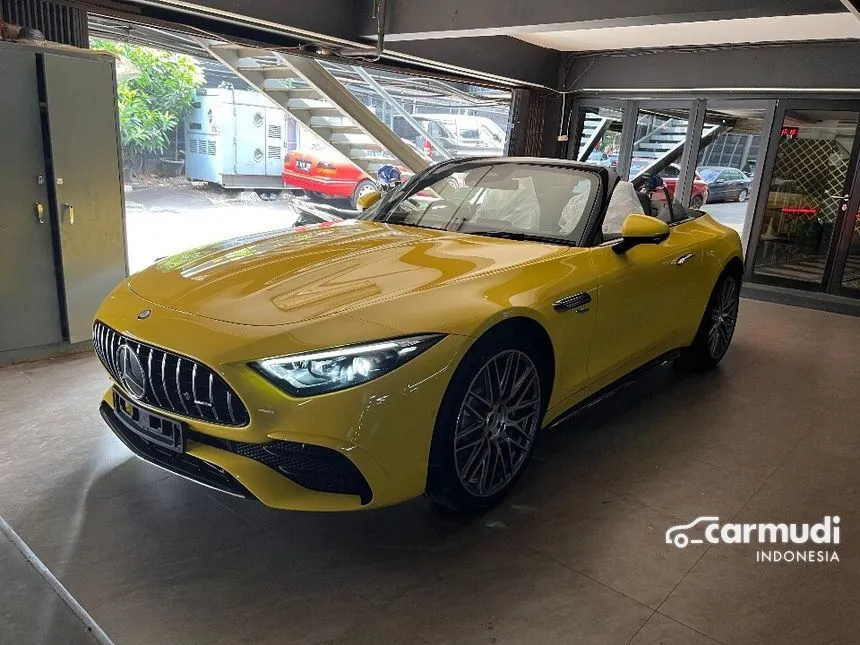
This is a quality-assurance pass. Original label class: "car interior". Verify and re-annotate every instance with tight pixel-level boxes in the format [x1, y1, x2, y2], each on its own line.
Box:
[381, 162, 699, 246]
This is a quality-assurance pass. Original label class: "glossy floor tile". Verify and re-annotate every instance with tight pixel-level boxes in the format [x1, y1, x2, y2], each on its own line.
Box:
[1, 299, 859, 644]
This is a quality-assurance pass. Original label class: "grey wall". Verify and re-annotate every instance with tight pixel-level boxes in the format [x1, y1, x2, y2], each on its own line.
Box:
[359, 0, 845, 40]
[565, 41, 860, 93]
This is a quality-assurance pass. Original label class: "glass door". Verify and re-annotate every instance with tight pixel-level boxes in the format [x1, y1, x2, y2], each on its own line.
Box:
[751, 105, 860, 292]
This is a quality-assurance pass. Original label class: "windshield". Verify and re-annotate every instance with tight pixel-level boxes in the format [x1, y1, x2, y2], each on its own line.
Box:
[364, 161, 598, 243]
[698, 167, 722, 182]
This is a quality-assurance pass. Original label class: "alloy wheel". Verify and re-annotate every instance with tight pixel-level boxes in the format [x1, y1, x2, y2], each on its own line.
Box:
[453, 350, 542, 497]
[738, 189, 749, 202]
[708, 277, 739, 361]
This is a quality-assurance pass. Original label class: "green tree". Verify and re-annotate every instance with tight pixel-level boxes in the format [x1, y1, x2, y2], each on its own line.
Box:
[91, 40, 204, 173]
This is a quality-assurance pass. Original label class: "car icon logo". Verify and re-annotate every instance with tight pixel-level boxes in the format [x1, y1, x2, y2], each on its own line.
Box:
[138, 309, 152, 320]
[666, 516, 720, 548]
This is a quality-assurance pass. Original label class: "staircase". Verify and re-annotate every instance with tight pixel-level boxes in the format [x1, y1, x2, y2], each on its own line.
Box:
[630, 119, 725, 180]
[196, 39, 430, 177]
[577, 114, 611, 162]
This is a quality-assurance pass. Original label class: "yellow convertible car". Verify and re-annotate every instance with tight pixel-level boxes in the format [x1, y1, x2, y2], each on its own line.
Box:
[94, 158, 743, 512]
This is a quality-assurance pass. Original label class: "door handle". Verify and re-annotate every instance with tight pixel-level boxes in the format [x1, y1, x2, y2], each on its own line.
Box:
[553, 292, 592, 313]
[34, 202, 45, 224]
[675, 252, 695, 265]
[63, 203, 75, 225]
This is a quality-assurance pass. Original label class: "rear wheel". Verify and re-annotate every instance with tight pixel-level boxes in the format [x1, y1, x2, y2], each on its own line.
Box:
[426, 332, 547, 511]
[679, 272, 740, 371]
[351, 179, 377, 209]
[689, 195, 704, 209]
[737, 188, 749, 202]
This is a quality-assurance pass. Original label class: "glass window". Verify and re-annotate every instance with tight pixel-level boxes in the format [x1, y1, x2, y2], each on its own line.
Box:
[630, 107, 691, 185]
[753, 110, 859, 285]
[372, 162, 598, 242]
[698, 167, 722, 182]
[697, 108, 766, 233]
[575, 106, 624, 169]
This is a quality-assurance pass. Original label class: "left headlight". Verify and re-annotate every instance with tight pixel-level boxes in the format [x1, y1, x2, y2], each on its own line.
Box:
[251, 334, 445, 396]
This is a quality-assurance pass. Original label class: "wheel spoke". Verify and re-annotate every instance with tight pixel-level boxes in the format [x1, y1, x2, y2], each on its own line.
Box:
[455, 349, 541, 497]
[455, 425, 485, 450]
[468, 388, 493, 411]
[461, 437, 486, 479]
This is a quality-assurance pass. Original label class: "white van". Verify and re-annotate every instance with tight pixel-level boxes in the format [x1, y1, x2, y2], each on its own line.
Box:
[397, 114, 507, 158]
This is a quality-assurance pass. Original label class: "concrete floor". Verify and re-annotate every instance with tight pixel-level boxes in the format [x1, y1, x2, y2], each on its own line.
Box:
[1, 299, 859, 644]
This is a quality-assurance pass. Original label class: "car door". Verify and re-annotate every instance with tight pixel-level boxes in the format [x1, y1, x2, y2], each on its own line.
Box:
[710, 170, 730, 201]
[727, 169, 747, 198]
[586, 218, 704, 385]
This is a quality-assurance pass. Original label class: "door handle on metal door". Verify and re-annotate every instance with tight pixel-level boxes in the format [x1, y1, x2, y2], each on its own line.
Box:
[34, 202, 45, 224]
[675, 252, 695, 265]
[63, 203, 75, 225]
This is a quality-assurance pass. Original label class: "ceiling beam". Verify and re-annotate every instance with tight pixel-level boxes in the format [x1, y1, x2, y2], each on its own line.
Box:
[358, 0, 848, 41]
[77, 0, 554, 87]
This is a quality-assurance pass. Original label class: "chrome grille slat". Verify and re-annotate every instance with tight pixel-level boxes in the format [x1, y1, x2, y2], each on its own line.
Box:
[226, 391, 236, 425]
[108, 330, 119, 379]
[147, 345, 161, 407]
[92, 321, 248, 427]
[191, 363, 204, 418]
[175, 357, 190, 415]
[161, 352, 172, 408]
[208, 374, 219, 422]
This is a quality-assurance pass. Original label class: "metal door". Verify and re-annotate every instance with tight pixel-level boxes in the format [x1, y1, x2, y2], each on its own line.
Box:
[42, 53, 127, 343]
[0, 48, 63, 353]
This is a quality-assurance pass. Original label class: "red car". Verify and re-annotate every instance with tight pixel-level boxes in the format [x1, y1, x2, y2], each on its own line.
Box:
[282, 145, 377, 208]
[630, 160, 709, 209]
[660, 164, 710, 209]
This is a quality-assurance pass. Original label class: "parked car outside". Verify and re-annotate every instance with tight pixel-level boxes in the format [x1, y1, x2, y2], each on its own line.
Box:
[282, 142, 429, 208]
[587, 150, 611, 167]
[697, 166, 753, 203]
[410, 114, 506, 158]
[659, 164, 710, 209]
[629, 160, 709, 208]
[282, 144, 375, 208]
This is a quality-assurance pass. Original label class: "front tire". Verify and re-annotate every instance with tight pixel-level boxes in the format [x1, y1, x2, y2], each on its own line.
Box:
[425, 332, 547, 511]
[679, 272, 740, 371]
[737, 188, 749, 202]
[351, 179, 377, 209]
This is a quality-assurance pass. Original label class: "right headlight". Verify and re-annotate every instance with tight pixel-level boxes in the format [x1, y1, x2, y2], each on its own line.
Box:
[251, 334, 445, 396]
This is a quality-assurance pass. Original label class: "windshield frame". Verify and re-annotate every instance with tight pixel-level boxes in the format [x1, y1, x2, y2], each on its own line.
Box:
[359, 157, 608, 247]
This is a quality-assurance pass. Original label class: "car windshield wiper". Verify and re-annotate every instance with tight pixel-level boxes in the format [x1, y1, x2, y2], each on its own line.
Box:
[463, 230, 573, 246]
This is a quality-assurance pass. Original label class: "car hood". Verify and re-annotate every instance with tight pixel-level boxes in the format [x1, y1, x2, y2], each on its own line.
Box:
[128, 220, 566, 327]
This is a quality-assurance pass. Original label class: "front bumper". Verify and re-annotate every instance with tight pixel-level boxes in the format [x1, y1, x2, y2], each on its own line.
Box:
[95, 284, 468, 511]
[281, 170, 357, 197]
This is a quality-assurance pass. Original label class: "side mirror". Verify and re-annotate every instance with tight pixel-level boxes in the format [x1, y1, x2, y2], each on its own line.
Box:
[613, 214, 670, 254]
[356, 190, 381, 210]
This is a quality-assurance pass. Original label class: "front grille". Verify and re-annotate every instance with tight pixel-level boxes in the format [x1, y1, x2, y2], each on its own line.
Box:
[232, 440, 373, 504]
[93, 321, 250, 427]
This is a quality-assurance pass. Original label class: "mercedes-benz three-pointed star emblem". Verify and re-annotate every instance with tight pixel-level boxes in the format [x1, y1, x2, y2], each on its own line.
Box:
[115, 344, 147, 400]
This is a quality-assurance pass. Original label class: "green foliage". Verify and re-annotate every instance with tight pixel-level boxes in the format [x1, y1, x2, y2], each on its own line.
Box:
[91, 39, 204, 159]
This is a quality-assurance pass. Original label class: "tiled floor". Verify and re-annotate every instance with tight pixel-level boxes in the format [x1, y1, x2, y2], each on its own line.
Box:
[1, 299, 858, 644]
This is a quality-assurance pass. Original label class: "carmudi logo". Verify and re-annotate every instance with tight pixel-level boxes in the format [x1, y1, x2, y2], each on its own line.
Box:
[666, 516, 841, 563]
